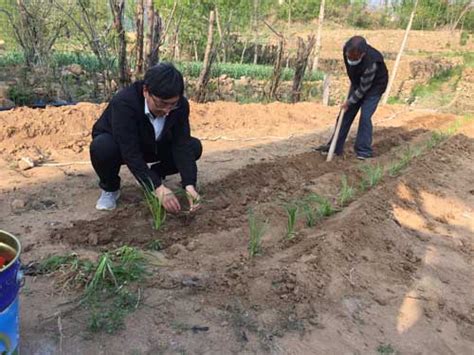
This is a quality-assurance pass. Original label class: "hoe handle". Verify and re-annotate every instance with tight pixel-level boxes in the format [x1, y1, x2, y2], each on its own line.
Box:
[326, 108, 346, 162]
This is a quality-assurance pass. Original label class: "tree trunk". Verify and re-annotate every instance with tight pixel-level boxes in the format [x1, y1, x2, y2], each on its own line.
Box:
[193, 40, 199, 61]
[135, 0, 145, 76]
[382, 0, 418, 105]
[451, 1, 473, 32]
[215, 7, 226, 63]
[195, 10, 216, 103]
[322, 73, 330, 106]
[253, 0, 259, 65]
[149, 10, 162, 66]
[312, 0, 325, 72]
[292, 36, 316, 103]
[240, 40, 248, 64]
[110, 0, 130, 87]
[269, 38, 285, 100]
[144, 0, 155, 71]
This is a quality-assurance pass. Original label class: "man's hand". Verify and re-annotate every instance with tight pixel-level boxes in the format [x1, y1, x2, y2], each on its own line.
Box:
[341, 100, 350, 112]
[185, 185, 201, 212]
[155, 185, 181, 213]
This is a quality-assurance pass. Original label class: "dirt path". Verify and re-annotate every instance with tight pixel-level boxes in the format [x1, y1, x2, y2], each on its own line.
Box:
[0, 101, 472, 354]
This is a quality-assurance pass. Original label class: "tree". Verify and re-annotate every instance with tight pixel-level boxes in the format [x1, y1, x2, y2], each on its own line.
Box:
[312, 0, 325, 72]
[194, 10, 216, 103]
[109, 0, 130, 87]
[0, 0, 66, 67]
[383, 0, 419, 104]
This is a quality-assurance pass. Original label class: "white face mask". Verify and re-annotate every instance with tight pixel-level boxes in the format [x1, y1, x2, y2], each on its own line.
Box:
[347, 57, 363, 66]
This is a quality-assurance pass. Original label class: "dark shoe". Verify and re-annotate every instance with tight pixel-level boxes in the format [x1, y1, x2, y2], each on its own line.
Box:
[313, 144, 330, 155]
[356, 154, 372, 160]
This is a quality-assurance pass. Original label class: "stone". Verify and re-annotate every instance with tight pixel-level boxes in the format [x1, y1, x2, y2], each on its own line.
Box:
[64, 64, 83, 76]
[18, 157, 35, 170]
[0, 81, 9, 99]
[168, 243, 187, 256]
[0, 98, 14, 110]
[11, 199, 26, 211]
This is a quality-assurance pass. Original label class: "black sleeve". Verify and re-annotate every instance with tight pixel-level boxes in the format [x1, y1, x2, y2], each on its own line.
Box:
[171, 98, 198, 187]
[110, 99, 162, 188]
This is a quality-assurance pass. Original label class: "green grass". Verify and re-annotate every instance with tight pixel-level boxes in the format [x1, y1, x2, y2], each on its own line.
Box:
[146, 239, 163, 251]
[338, 175, 356, 207]
[388, 146, 422, 177]
[285, 203, 298, 240]
[410, 65, 462, 101]
[301, 202, 317, 227]
[307, 194, 336, 218]
[176, 61, 324, 81]
[142, 180, 166, 230]
[377, 343, 396, 354]
[248, 209, 266, 258]
[360, 163, 384, 190]
[40, 246, 149, 334]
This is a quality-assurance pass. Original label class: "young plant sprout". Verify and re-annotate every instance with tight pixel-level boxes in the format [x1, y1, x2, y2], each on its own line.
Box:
[141, 179, 166, 230]
[248, 209, 266, 258]
[285, 203, 298, 240]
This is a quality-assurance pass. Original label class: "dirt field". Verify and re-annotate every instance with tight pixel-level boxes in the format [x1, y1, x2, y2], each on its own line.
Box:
[1, 96, 473, 354]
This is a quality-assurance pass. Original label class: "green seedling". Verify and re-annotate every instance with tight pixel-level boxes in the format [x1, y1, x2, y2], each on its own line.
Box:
[141, 180, 166, 230]
[360, 163, 384, 190]
[285, 204, 298, 239]
[248, 209, 266, 258]
[146, 239, 163, 251]
[338, 175, 356, 206]
[248, 211, 265, 257]
[306, 193, 336, 218]
[301, 202, 317, 227]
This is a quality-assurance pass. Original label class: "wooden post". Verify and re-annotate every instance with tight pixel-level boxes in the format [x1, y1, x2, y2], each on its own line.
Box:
[269, 37, 285, 100]
[382, 0, 418, 104]
[195, 10, 216, 103]
[135, 0, 144, 76]
[312, 0, 325, 72]
[292, 36, 316, 103]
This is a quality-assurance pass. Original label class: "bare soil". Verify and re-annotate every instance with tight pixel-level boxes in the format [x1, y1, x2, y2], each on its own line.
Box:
[1, 96, 473, 354]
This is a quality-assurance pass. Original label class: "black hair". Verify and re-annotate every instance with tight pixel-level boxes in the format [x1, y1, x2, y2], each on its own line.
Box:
[144, 62, 184, 99]
[345, 36, 368, 56]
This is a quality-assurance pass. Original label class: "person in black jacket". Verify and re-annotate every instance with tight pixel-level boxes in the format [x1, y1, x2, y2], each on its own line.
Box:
[316, 36, 388, 159]
[90, 62, 202, 212]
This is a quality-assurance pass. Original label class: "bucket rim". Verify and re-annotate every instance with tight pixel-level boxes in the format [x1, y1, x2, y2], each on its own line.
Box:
[0, 229, 21, 272]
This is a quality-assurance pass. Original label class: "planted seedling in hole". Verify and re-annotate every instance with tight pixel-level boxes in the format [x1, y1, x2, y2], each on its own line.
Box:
[301, 202, 317, 227]
[360, 163, 384, 190]
[307, 194, 336, 218]
[248, 209, 266, 258]
[141, 179, 166, 230]
[338, 175, 356, 206]
[285, 203, 298, 239]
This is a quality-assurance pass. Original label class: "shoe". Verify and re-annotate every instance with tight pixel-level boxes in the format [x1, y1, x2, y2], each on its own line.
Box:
[96, 190, 120, 210]
[356, 155, 372, 160]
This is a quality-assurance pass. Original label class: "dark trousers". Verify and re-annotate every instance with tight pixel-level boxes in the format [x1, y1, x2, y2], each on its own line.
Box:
[335, 95, 381, 157]
[90, 133, 202, 192]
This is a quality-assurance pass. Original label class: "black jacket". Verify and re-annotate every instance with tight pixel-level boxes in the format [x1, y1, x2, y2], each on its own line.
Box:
[343, 44, 388, 103]
[92, 81, 197, 188]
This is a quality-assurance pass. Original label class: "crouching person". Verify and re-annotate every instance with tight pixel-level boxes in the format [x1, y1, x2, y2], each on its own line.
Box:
[90, 62, 202, 212]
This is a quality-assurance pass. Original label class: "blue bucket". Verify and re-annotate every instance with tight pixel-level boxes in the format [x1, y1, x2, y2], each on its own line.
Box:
[0, 230, 21, 355]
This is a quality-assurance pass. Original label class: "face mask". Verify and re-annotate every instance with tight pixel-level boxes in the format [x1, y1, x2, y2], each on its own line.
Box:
[347, 57, 363, 66]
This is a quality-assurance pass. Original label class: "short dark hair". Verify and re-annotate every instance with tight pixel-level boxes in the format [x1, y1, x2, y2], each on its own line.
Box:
[144, 62, 184, 99]
[345, 36, 368, 56]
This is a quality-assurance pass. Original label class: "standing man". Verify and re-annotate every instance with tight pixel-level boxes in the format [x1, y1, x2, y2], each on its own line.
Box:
[317, 36, 388, 159]
[90, 62, 202, 212]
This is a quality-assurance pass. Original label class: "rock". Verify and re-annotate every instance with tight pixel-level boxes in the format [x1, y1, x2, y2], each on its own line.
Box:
[219, 74, 228, 81]
[88, 232, 99, 245]
[64, 64, 83, 76]
[11, 199, 27, 211]
[0, 98, 14, 110]
[186, 240, 198, 251]
[18, 157, 35, 170]
[168, 243, 187, 256]
[0, 81, 9, 99]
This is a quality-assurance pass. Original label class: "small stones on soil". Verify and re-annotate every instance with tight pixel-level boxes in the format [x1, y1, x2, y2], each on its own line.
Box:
[11, 198, 27, 211]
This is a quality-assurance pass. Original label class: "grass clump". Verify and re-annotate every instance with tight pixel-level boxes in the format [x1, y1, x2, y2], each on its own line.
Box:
[39, 246, 149, 334]
[307, 194, 336, 218]
[338, 175, 356, 207]
[301, 202, 317, 227]
[248, 209, 266, 258]
[388, 146, 422, 177]
[285, 203, 299, 239]
[142, 180, 166, 230]
[377, 343, 396, 354]
[360, 163, 384, 190]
